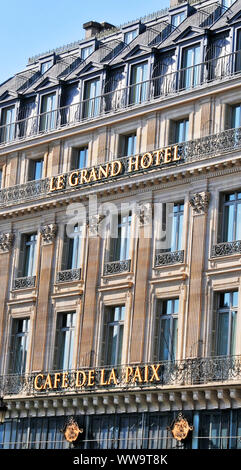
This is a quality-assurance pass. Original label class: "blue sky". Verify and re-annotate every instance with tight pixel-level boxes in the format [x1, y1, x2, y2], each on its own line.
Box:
[0, 0, 169, 85]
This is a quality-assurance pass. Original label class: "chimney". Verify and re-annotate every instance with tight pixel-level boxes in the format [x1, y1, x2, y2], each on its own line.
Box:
[170, 0, 186, 8]
[83, 21, 116, 39]
[83, 21, 102, 39]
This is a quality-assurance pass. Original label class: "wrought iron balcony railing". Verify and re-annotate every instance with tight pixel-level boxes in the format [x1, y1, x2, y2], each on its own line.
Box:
[1, 355, 240, 397]
[56, 268, 81, 283]
[1, 125, 241, 208]
[13, 276, 36, 290]
[103, 259, 131, 276]
[1, 50, 241, 148]
[211, 240, 241, 258]
[154, 250, 184, 267]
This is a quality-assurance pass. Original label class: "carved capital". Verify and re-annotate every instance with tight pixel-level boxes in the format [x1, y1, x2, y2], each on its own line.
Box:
[138, 202, 153, 226]
[189, 191, 210, 215]
[0, 232, 15, 252]
[87, 214, 105, 236]
[40, 224, 58, 244]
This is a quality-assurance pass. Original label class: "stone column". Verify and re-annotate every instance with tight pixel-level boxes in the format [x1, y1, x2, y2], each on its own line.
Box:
[185, 192, 210, 358]
[32, 224, 57, 371]
[0, 233, 14, 371]
[129, 201, 152, 363]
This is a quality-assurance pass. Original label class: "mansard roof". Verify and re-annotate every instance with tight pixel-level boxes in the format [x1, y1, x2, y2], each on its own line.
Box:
[0, 0, 239, 98]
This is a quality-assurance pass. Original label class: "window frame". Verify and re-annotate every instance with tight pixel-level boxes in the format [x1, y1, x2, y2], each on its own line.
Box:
[104, 305, 125, 367]
[214, 290, 238, 356]
[53, 311, 77, 371]
[8, 317, 30, 374]
[155, 298, 179, 362]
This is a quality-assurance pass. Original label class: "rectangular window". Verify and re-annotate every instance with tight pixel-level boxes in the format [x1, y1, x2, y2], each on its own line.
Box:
[28, 159, 43, 181]
[81, 45, 94, 60]
[222, 192, 241, 242]
[181, 44, 201, 89]
[119, 133, 137, 157]
[222, 0, 235, 8]
[129, 62, 148, 105]
[109, 213, 131, 262]
[124, 29, 138, 44]
[156, 202, 184, 253]
[214, 291, 238, 356]
[175, 118, 189, 143]
[40, 61, 52, 74]
[154, 299, 179, 361]
[71, 146, 88, 170]
[40, 93, 56, 131]
[53, 312, 76, 371]
[103, 306, 125, 366]
[9, 318, 30, 374]
[19, 233, 37, 278]
[232, 104, 241, 128]
[83, 78, 100, 118]
[171, 12, 186, 28]
[0, 106, 15, 142]
[61, 225, 82, 270]
[235, 30, 241, 72]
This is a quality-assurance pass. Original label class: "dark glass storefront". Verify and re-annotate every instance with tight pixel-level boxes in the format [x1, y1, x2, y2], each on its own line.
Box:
[0, 410, 240, 449]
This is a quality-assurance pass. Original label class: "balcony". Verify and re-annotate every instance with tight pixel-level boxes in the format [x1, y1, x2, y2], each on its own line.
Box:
[154, 250, 184, 267]
[211, 240, 241, 258]
[13, 276, 36, 290]
[1, 50, 241, 149]
[0, 355, 240, 397]
[103, 259, 131, 276]
[1, 125, 241, 208]
[56, 268, 81, 283]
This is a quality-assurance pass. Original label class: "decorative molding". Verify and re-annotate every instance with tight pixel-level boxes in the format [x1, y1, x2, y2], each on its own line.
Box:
[0, 232, 14, 252]
[189, 191, 210, 215]
[40, 224, 57, 244]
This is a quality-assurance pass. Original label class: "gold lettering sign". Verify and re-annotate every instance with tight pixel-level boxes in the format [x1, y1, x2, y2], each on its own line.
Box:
[33, 364, 162, 391]
[49, 146, 182, 193]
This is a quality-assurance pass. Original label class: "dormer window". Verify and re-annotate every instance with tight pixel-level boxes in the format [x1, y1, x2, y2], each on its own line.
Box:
[81, 45, 94, 60]
[222, 0, 235, 8]
[40, 60, 53, 74]
[124, 29, 138, 45]
[171, 11, 186, 28]
[0, 105, 15, 143]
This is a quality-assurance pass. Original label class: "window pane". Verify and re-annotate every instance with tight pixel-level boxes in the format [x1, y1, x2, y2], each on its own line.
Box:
[159, 318, 170, 361]
[54, 312, 76, 370]
[105, 306, 125, 366]
[236, 203, 241, 240]
[217, 312, 229, 355]
[231, 311, 237, 355]
[181, 45, 201, 89]
[83, 79, 100, 118]
[130, 62, 148, 104]
[224, 204, 234, 241]
[232, 105, 241, 128]
[10, 318, 29, 373]
[40, 94, 56, 131]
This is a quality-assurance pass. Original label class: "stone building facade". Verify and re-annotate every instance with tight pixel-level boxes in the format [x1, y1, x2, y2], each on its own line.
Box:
[0, 0, 241, 449]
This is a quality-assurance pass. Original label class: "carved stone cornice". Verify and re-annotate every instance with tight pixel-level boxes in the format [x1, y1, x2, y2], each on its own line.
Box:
[0, 232, 14, 252]
[189, 191, 210, 215]
[40, 224, 58, 244]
